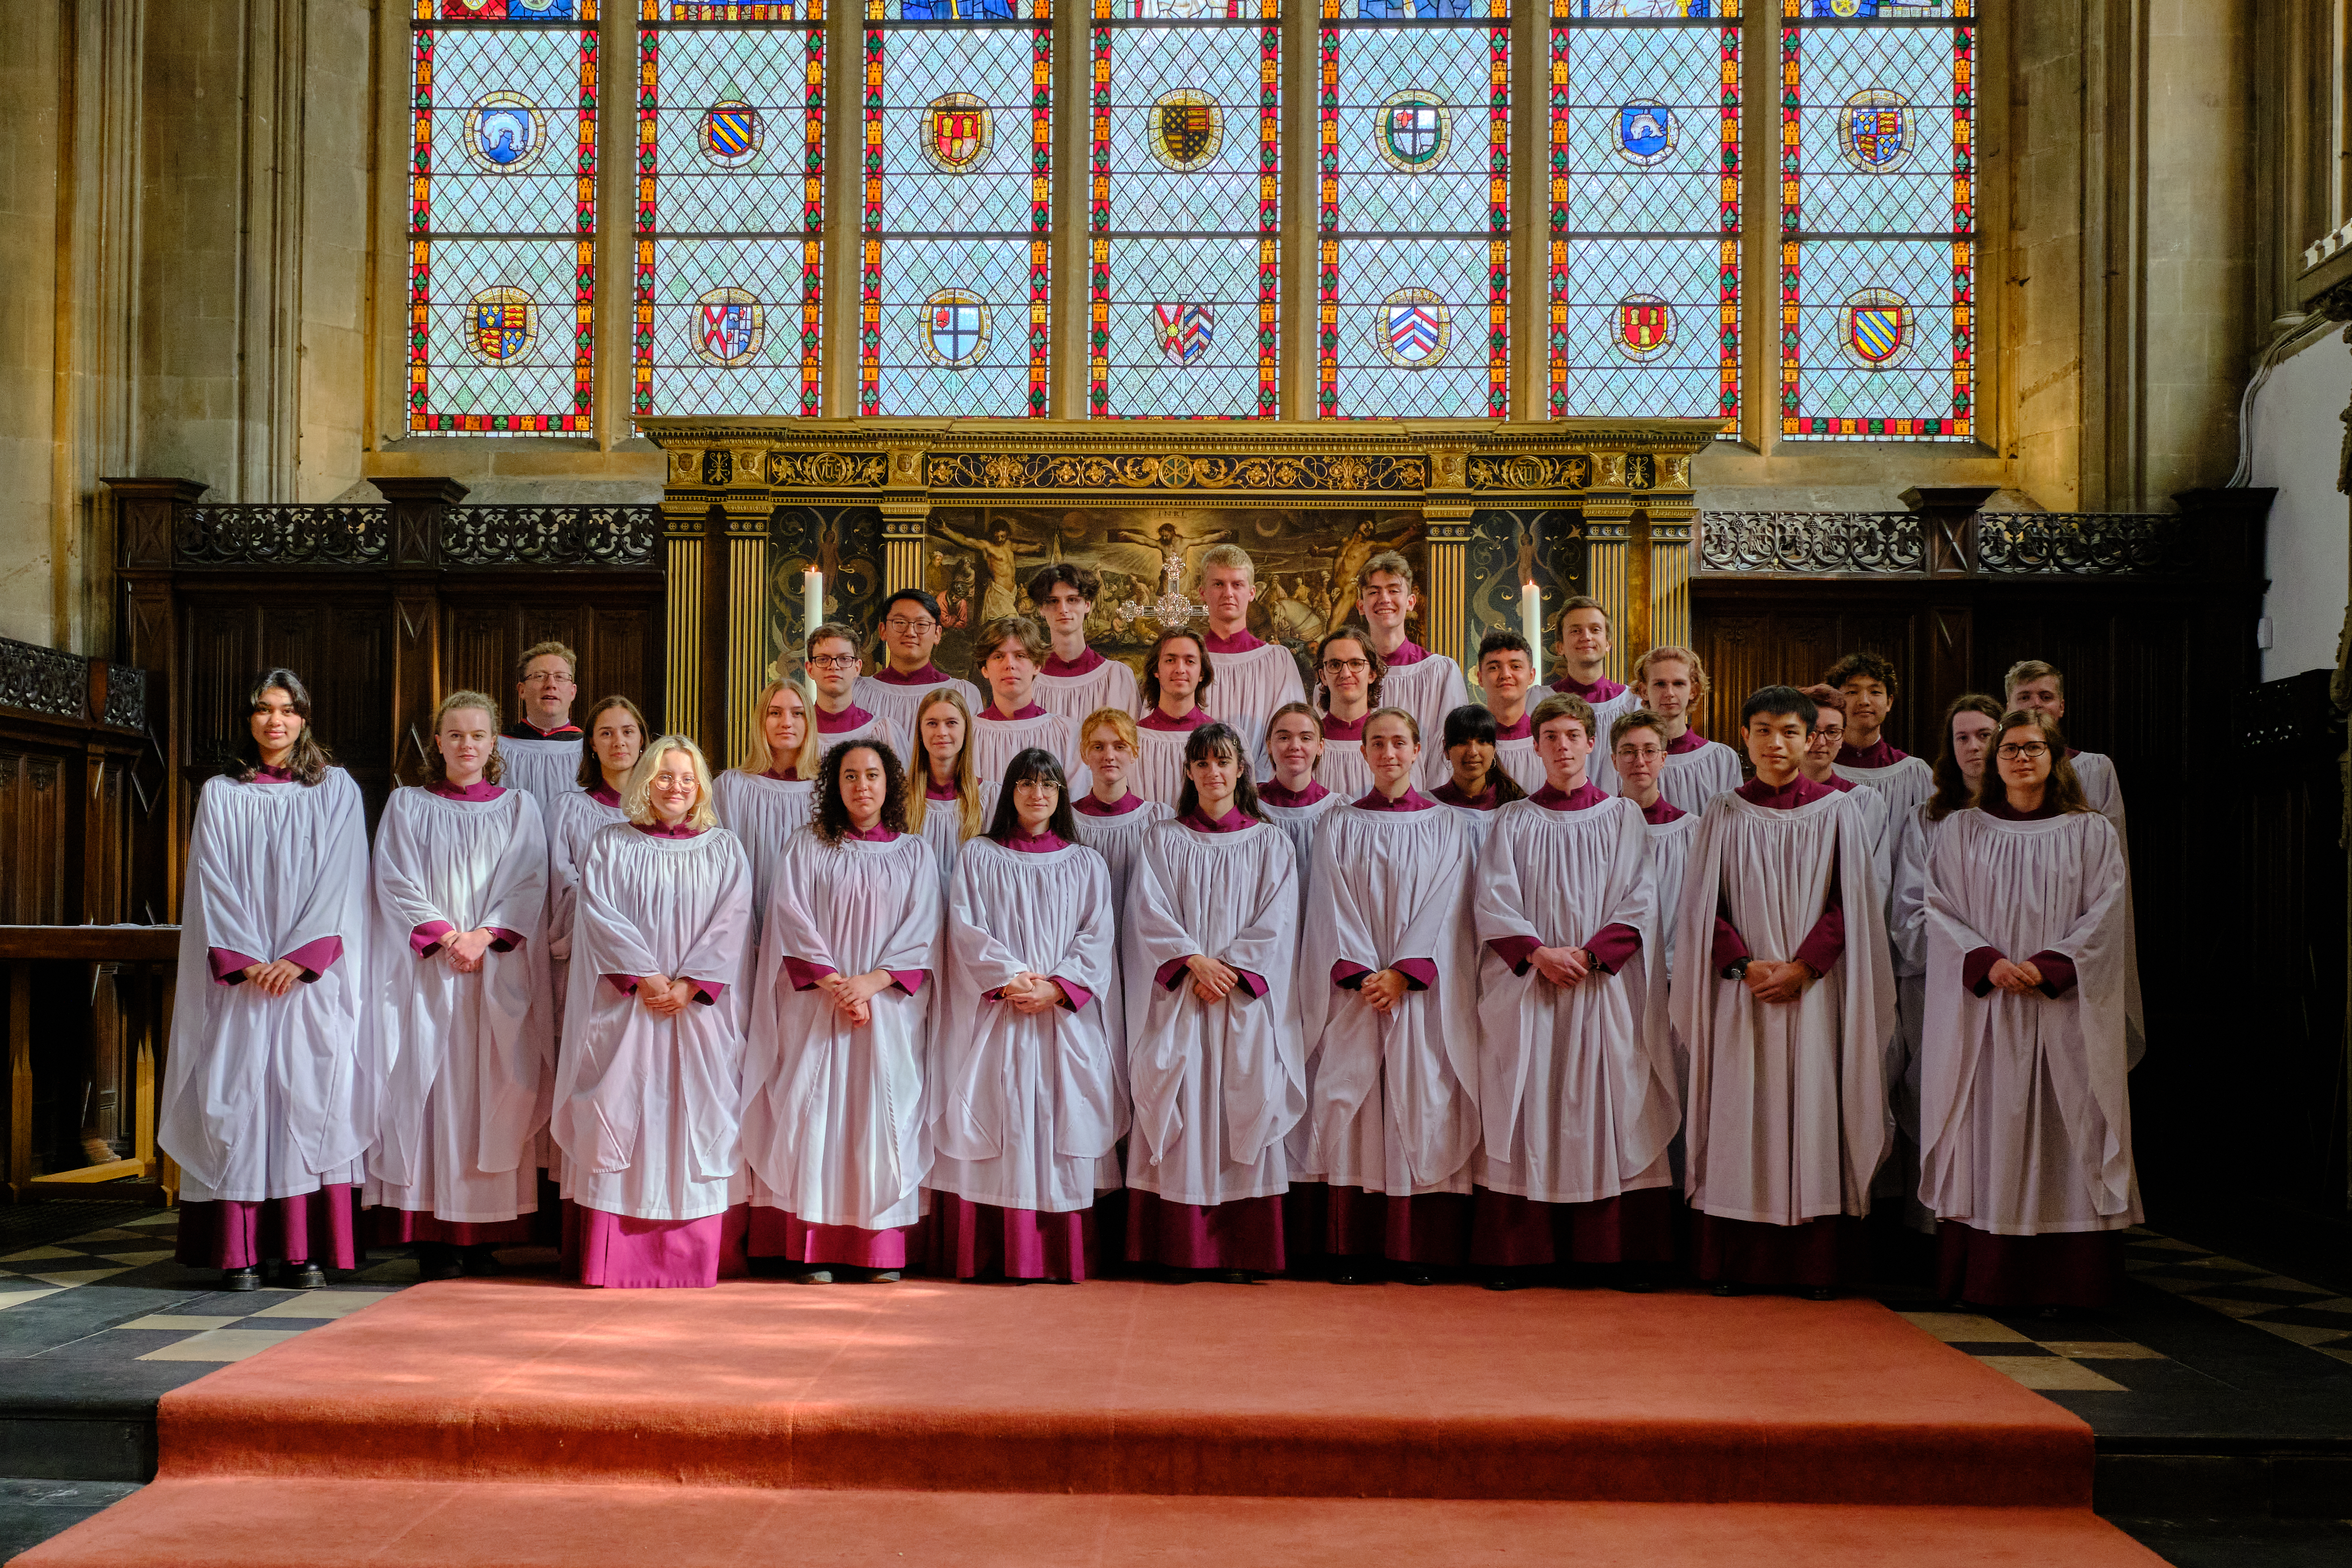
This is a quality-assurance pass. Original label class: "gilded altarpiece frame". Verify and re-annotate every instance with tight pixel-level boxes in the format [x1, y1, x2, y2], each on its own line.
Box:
[639, 418, 1714, 762]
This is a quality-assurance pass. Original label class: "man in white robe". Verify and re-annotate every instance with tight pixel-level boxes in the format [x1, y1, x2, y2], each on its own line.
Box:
[853, 588, 986, 742]
[1476, 629, 1547, 796]
[1027, 562, 1139, 724]
[807, 621, 906, 765]
[1672, 686, 1894, 1297]
[1823, 651, 1934, 824]
[1800, 699, 1893, 903]
[969, 614, 1091, 795]
[1133, 631, 1265, 805]
[500, 640, 588, 820]
[1636, 646, 1745, 816]
[1352, 550, 1470, 791]
[1547, 596, 1641, 792]
[1470, 694, 1676, 1281]
[1193, 544, 1308, 738]
[1609, 708, 1695, 985]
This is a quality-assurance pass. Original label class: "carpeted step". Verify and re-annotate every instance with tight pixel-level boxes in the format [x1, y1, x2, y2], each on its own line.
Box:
[148, 1279, 2090, 1507]
[9, 1478, 2172, 1568]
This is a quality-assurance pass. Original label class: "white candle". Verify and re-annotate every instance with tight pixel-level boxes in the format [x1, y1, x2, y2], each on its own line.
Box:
[1520, 581, 1542, 671]
[803, 567, 823, 640]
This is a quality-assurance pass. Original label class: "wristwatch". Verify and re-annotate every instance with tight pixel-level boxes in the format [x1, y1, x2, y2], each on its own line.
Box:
[1721, 955, 1753, 981]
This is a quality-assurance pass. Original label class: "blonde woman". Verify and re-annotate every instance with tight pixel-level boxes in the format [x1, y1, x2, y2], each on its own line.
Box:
[364, 691, 553, 1280]
[712, 677, 821, 931]
[556, 737, 755, 1288]
[905, 686, 996, 887]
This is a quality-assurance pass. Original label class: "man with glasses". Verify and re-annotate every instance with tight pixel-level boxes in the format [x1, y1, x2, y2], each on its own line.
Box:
[1027, 562, 1137, 725]
[853, 588, 985, 745]
[1609, 708, 1696, 985]
[809, 620, 905, 764]
[1797, 698, 1892, 906]
[502, 640, 587, 820]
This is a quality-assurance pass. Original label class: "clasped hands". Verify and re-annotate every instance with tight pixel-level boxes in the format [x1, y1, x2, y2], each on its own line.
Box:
[998, 973, 1065, 1015]
[1184, 952, 1242, 1003]
[444, 928, 498, 974]
[1741, 958, 1814, 1003]
[1530, 946, 1593, 989]
[1986, 956, 2046, 996]
[813, 968, 892, 1026]
[634, 974, 701, 1017]
[239, 959, 306, 997]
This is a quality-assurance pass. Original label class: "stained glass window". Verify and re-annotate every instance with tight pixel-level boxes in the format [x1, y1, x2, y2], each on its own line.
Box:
[1088, 0, 1280, 419]
[1548, 1, 1738, 423]
[1779, 0, 1973, 439]
[409, 1, 599, 433]
[635, 3, 827, 417]
[859, 0, 1052, 417]
[1316, 0, 1508, 420]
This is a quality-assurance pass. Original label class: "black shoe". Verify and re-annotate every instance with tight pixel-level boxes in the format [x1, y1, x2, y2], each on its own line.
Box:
[1616, 1275, 1658, 1295]
[283, 1260, 325, 1290]
[1711, 1281, 1741, 1297]
[461, 1246, 502, 1277]
[417, 1245, 463, 1281]
[1213, 1269, 1252, 1284]
[222, 1267, 260, 1292]
[1484, 1273, 1528, 1292]
[1327, 1263, 1367, 1285]
[1397, 1268, 1435, 1287]
[1804, 1287, 1836, 1301]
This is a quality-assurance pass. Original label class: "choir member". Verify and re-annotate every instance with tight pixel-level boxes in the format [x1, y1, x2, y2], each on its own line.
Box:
[1308, 629, 1383, 802]
[1826, 651, 1934, 822]
[1549, 597, 1640, 791]
[1798, 698, 1892, 900]
[931, 748, 1119, 1282]
[165, 670, 370, 1290]
[556, 736, 755, 1288]
[1258, 701, 1342, 882]
[808, 620, 905, 762]
[1073, 707, 1173, 1209]
[905, 687, 994, 887]
[1474, 630, 1547, 796]
[970, 613, 1091, 793]
[1431, 704, 1528, 863]
[365, 691, 552, 1278]
[1123, 722, 1305, 1278]
[1027, 563, 1138, 723]
[1196, 544, 1308, 731]
[712, 678, 820, 936]
[1635, 645, 1743, 816]
[1300, 708, 1480, 1281]
[745, 739, 941, 1282]
[1922, 708, 2138, 1311]
[1352, 551, 1470, 790]
[549, 696, 646, 1031]
[1470, 694, 1677, 1286]
[1672, 687, 1895, 1298]
[500, 641, 587, 820]
[1887, 694, 2005, 1231]
[1609, 708, 1695, 985]
[853, 587, 985, 742]
[1134, 627, 1262, 804]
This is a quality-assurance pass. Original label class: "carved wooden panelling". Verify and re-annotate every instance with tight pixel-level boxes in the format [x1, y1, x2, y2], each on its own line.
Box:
[0, 751, 68, 925]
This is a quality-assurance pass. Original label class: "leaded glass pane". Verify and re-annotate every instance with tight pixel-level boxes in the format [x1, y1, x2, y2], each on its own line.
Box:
[1548, 3, 1738, 421]
[1318, 0, 1508, 419]
[1089, 1, 1280, 419]
[636, 7, 827, 417]
[860, 0, 1051, 417]
[409, 3, 599, 432]
[1779, 0, 1974, 439]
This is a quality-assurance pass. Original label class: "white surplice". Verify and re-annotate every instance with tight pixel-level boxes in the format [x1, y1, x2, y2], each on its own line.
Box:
[554, 824, 755, 1222]
[1834, 752, 1935, 828]
[548, 789, 629, 1019]
[931, 838, 1120, 1214]
[814, 712, 908, 772]
[1132, 714, 1265, 805]
[363, 786, 552, 1222]
[1375, 651, 1471, 791]
[1122, 817, 1304, 1206]
[1074, 796, 1176, 1192]
[743, 830, 941, 1231]
[2067, 749, 2142, 1065]
[162, 769, 373, 1203]
[1657, 738, 1745, 818]
[1200, 641, 1307, 734]
[710, 769, 815, 938]
[1258, 792, 1342, 919]
[854, 672, 986, 749]
[1920, 809, 2139, 1234]
[1493, 735, 1546, 797]
[971, 709, 1093, 799]
[1672, 790, 1895, 1225]
[499, 734, 586, 824]
[1474, 796, 1676, 1203]
[1315, 737, 1375, 803]
[1033, 655, 1138, 728]
[1299, 804, 1480, 1197]
[1641, 808, 1700, 983]
[914, 782, 999, 889]
[1574, 687, 1643, 794]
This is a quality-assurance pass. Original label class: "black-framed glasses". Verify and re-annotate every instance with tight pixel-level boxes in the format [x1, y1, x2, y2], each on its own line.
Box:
[1996, 742, 2050, 760]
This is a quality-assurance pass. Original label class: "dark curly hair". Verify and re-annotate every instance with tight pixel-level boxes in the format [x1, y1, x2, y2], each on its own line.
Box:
[810, 737, 911, 846]
[1313, 628, 1386, 711]
[232, 668, 333, 787]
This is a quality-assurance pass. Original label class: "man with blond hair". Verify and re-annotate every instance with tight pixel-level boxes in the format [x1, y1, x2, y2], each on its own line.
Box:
[503, 640, 587, 819]
[1634, 645, 1742, 816]
[1193, 543, 1306, 739]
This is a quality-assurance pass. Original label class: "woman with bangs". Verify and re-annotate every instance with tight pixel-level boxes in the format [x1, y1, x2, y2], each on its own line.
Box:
[745, 739, 942, 1283]
[712, 677, 821, 931]
[556, 736, 755, 1288]
[1431, 704, 1529, 862]
[1122, 723, 1305, 1279]
[365, 690, 554, 1280]
[930, 748, 1119, 1282]
[906, 686, 995, 888]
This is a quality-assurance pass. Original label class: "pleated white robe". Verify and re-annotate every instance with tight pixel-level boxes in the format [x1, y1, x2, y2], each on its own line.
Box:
[914, 783, 997, 889]
[1375, 650, 1471, 791]
[932, 840, 1120, 1214]
[1886, 801, 1950, 1226]
[1921, 809, 2139, 1234]
[1672, 791, 1896, 1225]
[854, 671, 986, 748]
[1122, 818, 1305, 1206]
[1834, 752, 1935, 828]
[1657, 738, 1745, 818]
[971, 709, 1093, 798]
[710, 769, 815, 938]
[1642, 809, 1700, 983]
[364, 787, 553, 1223]
[744, 830, 942, 1231]
[1132, 714, 1264, 805]
[1259, 791, 1342, 916]
[1314, 736, 1375, 803]
[1198, 641, 1307, 734]
[1474, 797, 1676, 1204]
[1572, 687, 1643, 794]
[814, 711, 908, 770]
[1300, 806, 1481, 1198]
[1493, 734, 1546, 797]
[163, 770, 373, 1203]
[549, 788, 629, 1025]
[499, 734, 586, 824]
[2068, 749, 2143, 1065]
[1073, 797, 1175, 1190]
[556, 825, 755, 1222]
[1034, 655, 1138, 728]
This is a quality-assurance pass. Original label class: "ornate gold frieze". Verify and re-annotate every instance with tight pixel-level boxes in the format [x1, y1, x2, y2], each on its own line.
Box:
[922, 450, 1429, 494]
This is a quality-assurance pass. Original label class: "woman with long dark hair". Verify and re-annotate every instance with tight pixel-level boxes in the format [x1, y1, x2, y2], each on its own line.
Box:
[164, 670, 371, 1290]
[1122, 723, 1304, 1278]
[1431, 703, 1528, 862]
[745, 739, 942, 1281]
[550, 696, 647, 1027]
[929, 748, 1118, 1281]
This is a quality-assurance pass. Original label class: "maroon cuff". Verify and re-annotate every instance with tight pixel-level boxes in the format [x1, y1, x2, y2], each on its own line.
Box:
[1487, 936, 1541, 977]
[208, 947, 263, 985]
[783, 957, 838, 992]
[1710, 916, 1749, 974]
[1583, 923, 1641, 976]
[1392, 958, 1437, 992]
[410, 920, 456, 957]
[690, 980, 724, 1005]
[2027, 950, 2078, 999]
[485, 927, 523, 954]
[1333, 959, 1375, 989]
[1962, 946, 2002, 997]
[1792, 902, 1846, 977]
[1051, 977, 1090, 1011]
[606, 973, 640, 997]
[1156, 957, 1189, 990]
[280, 935, 343, 982]
[886, 969, 927, 996]
[1232, 969, 1268, 999]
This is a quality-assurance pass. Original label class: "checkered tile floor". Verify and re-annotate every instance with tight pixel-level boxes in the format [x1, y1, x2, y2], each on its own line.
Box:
[0, 1212, 182, 1309]
[2118, 1226, 2352, 1367]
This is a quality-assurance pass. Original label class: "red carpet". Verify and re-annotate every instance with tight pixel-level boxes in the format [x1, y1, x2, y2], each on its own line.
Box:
[14, 1280, 2167, 1567]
